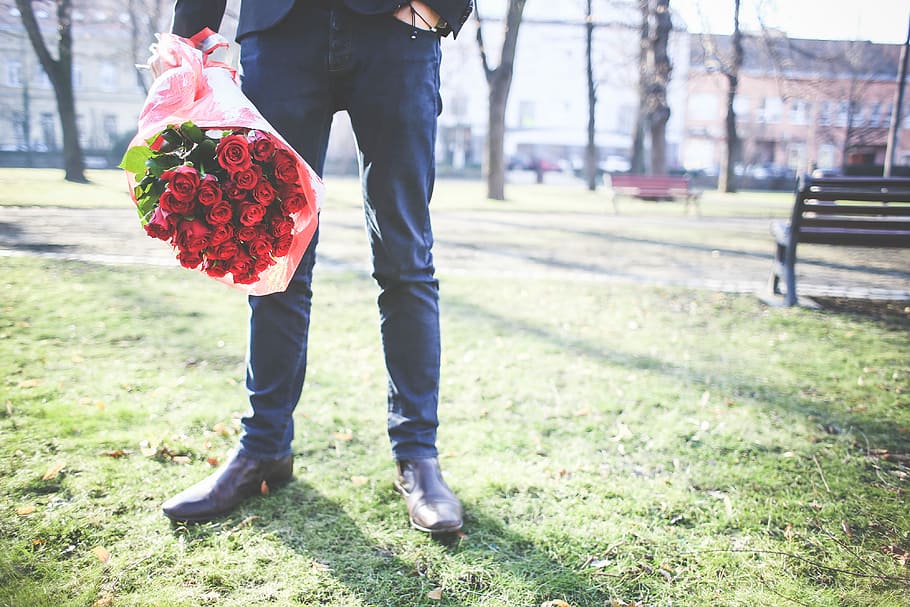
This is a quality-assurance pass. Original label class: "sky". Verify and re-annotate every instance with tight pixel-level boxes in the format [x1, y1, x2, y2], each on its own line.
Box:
[671, 0, 910, 44]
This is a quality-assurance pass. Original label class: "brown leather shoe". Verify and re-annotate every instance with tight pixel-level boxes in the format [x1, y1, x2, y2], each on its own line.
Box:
[161, 452, 293, 523]
[394, 458, 463, 533]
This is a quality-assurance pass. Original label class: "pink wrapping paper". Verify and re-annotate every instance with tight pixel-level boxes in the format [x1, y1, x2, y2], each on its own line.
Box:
[126, 29, 322, 295]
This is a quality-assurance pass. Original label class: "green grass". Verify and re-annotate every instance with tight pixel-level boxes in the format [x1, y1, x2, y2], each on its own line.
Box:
[2, 254, 909, 607]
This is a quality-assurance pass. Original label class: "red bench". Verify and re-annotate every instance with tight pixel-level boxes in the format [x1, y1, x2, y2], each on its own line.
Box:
[606, 173, 701, 214]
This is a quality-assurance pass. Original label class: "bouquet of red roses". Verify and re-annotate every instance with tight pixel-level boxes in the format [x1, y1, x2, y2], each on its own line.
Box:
[122, 121, 312, 285]
[122, 29, 320, 295]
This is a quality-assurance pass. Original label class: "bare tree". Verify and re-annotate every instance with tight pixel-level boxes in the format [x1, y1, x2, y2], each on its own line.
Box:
[127, 0, 169, 95]
[475, 0, 528, 201]
[717, 0, 742, 192]
[630, 0, 672, 175]
[584, 0, 598, 190]
[15, 0, 86, 182]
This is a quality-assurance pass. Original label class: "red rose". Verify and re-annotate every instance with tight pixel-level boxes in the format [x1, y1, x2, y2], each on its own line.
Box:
[221, 181, 247, 202]
[279, 190, 307, 215]
[211, 240, 240, 261]
[233, 165, 262, 191]
[203, 259, 230, 278]
[252, 179, 276, 205]
[269, 216, 294, 238]
[216, 134, 252, 173]
[254, 255, 275, 273]
[206, 202, 233, 225]
[177, 249, 203, 269]
[238, 202, 268, 227]
[197, 174, 223, 206]
[228, 251, 255, 278]
[158, 189, 194, 215]
[162, 165, 200, 203]
[273, 234, 293, 257]
[176, 218, 211, 254]
[249, 132, 276, 162]
[236, 226, 259, 242]
[144, 207, 174, 241]
[248, 235, 273, 258]
[209, 222, 234, 246]
[273, 149, 298, 184]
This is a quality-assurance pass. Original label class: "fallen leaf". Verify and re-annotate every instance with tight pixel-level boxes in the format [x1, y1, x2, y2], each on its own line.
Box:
[101, 449, 132, 458]
[93, 595, 113, 607]
[351, 476, 369, 486]
[171, 456, 191, 464]
[541, 601, 573, 607]
[206, 457, 219, 467]
[427, 587, 443, 600]
[18, 379, 41, 388]
[92, 546, 111, 563]
[42, 461, 66, 481]
[212, 423, 230, 436]
[882, 544, 910, 566]
[311, 561, 332, 572]
[574, 408, 591, 417]
[16, 505, 36, 516]
[841, 520, 852, 539]
[5, 401, 11, 416]
[260, 480, 270, 496]
[333, 431, 354, 442]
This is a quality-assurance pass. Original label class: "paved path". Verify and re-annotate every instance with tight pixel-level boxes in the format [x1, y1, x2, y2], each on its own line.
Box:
[1, 204, 909, 301]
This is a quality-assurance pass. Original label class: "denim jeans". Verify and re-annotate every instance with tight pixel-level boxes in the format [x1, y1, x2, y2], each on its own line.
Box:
[235, 1, 443, 462]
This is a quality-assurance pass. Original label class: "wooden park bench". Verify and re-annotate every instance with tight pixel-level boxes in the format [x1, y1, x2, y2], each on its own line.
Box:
[769, 174, 910, 306]
[605, 173, 701, 214]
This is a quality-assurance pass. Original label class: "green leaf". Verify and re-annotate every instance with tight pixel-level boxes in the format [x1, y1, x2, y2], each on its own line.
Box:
[187, 138, 216, 171]
[119, 145, 153, 174]
[146, 154, 181, 177]
[180, 121, 206, 144]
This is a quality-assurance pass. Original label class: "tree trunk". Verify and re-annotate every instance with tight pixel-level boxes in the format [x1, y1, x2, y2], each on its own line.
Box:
[16, 0, 86, 183]
[475, 0, 527, 201]
[630, 0, 649, 174]
[718, 0, 742, 193]
[486, 81, 509, 200]
[647, 0, 671, 175]
[584, 0, 598, 191]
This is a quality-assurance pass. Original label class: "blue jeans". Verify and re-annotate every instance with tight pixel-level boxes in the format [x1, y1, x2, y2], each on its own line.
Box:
[236, 2, 442, 462]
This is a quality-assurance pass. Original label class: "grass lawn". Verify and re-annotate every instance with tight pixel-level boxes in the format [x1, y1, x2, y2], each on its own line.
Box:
[2, 251, 909, 606]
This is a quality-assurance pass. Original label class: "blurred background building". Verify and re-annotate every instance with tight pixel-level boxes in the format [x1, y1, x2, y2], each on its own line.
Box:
[0, 0, 907, 186]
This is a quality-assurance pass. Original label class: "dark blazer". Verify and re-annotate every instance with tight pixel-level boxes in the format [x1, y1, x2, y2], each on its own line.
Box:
[172, 0, 473, 40]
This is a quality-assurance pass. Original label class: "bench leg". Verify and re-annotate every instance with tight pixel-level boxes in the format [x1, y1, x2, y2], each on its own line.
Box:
[783, 244, 797, 306]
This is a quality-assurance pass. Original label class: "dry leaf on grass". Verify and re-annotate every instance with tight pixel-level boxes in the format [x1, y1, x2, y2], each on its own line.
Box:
[92, 546, 111, 563]
[16, 505, 36, 516]
[92, 595, 113, 607]
[260, 480, 270, 496]
[350, 476, 369, 486]
[427, 587, 443, 600]
[333, 431, 354, 442]
[101, 449, 132, 458]
[311, 561, 332, 572]
[541, 600, 573, 607]
[42, 461, 66, 480]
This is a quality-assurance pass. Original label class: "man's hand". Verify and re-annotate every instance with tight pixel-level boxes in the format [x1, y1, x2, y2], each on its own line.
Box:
[393, 1, 442, 30]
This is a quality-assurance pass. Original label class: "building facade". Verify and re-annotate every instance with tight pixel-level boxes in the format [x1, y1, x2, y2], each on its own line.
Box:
[685, 33, 909, 178]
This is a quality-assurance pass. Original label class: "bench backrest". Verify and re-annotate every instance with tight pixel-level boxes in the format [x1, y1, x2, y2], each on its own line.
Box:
[791, 175, 910, 247]
[609, 174, 690, 197]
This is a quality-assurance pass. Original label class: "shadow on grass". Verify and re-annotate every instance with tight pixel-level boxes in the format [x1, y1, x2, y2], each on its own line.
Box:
[437, 216, 910, 281]
[175, 480, 615, 605]
[443, 293, 907, 451]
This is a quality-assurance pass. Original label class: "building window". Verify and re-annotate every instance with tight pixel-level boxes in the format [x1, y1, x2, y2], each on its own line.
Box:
[757, 97, 782, 124]
[103, 114, 118, 147]
[835, 101, 849, 127]
[732, 95, 750, 120]
[787, 142, 806, 171]
[817, 144, 837, 170]
[788, 100, 810, 125]
[100, 63, 116, 92]
[867, 102, 882, 127]
[518, 100, 535, 128]
[688, 93, 718, 122]
[818, 101, 833, 126]
[40, 112, 56, 151]
[7, 59, 23, 86]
